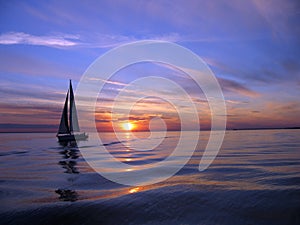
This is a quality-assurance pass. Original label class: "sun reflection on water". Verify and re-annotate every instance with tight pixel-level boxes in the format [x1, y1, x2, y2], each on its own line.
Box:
[129, 187, 140, 194]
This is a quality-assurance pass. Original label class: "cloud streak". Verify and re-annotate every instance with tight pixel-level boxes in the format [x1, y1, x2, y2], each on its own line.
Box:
[0, 31, 185, 49]
[0, 32, 80, 47]
[218, 77, 259, 97]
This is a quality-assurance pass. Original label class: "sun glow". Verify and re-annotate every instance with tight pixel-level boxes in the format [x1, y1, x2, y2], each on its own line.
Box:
[122, 122, 135, 131]
[129, 187, 140, 194]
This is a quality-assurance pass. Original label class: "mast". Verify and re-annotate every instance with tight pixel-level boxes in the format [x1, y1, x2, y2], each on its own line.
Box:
[58, 89, 70, 134]
[69, 80, 80, 133]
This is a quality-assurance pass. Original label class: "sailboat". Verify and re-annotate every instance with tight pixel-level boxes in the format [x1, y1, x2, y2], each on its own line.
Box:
[57, 80, 88, 142]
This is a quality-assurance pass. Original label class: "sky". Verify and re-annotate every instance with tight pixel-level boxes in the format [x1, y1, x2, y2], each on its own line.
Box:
[0, 0, 299, 132]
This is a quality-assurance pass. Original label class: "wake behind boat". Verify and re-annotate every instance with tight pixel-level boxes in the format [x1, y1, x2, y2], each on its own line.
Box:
[57, 80, 88, 142]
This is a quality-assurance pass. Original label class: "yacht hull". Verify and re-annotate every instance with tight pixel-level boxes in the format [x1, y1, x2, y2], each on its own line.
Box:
[57, 133, 88, 142]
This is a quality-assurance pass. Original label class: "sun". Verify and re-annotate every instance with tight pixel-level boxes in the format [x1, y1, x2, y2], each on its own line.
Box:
[122, 122, 135, 131]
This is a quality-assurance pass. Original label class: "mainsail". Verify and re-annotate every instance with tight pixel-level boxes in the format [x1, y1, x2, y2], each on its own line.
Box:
[69, 80, 80, 132]
[58, 90, 70, 134]
[57, 80, 80, 134]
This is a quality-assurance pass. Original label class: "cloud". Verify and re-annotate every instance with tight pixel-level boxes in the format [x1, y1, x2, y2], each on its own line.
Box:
[0, 123, 57, 132]
[71, 32, 185, 48]
[162, 63, 259, 98]
[281, 59, 300, 74]
[0, 102, 60, 114]
[252, 0, 300, 39]
[87, 77, 127, 86]
[0, 32, 80, 47]
[217, 77, 259, 97]
[0, 31, 185, 49]
[0, 48, 83, 79]
[0, 101, 62, 130]
[0, 82, 65, 104]
[226, 100, 249, 104]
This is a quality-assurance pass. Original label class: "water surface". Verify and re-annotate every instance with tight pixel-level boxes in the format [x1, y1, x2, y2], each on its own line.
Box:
[1, 130, 300, 224]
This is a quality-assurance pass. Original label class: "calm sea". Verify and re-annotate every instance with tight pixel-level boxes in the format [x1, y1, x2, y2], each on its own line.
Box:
[1, 130, 300, 225]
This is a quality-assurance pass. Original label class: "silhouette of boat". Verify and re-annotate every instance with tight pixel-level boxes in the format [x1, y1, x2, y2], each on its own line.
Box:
[57, 80, 88, 142]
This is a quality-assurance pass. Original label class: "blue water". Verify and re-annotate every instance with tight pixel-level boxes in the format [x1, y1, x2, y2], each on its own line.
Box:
[1, 130, 300, 224]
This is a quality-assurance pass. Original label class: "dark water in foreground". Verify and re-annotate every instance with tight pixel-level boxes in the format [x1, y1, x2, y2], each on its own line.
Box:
[1, 130, 300, 225]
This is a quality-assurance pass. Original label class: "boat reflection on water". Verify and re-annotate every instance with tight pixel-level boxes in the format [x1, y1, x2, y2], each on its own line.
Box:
[55, 141, 80, 201]
[55, 189, 78, 202]
[58, 141, 79, 174]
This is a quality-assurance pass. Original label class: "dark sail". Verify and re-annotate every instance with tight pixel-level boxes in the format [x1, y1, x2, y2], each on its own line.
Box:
[58, 90, 70, 134]
[69, 80, 80, 132]
[57, 80, 88, 141]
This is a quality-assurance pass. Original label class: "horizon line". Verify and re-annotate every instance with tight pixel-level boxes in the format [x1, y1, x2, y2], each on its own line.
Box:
[1, 126, 299, 134]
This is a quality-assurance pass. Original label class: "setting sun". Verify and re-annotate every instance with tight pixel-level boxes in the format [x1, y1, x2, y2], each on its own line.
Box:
[122, 122, 135, 131]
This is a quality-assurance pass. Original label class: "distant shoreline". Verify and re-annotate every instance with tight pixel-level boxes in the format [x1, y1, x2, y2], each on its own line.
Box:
[230, 127, 300, 131]
[1, 127, 299, 133]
